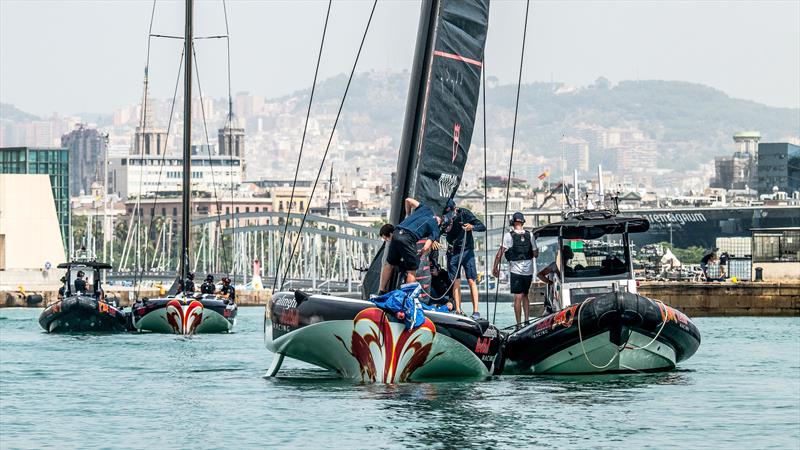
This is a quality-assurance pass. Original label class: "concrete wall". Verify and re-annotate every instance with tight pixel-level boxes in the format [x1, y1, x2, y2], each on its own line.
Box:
[752, 262, 800, 281]
[0, 174, 65, 271]
[638, 282, 799, 317]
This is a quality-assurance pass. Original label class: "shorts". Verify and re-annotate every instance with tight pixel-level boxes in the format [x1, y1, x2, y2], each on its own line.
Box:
[447, 248, 478, 281]
[510, 273, 533, 295]
[386, 229, 420, 272]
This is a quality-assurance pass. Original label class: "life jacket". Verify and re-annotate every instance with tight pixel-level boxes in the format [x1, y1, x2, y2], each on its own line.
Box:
[504, 230, 534, 262]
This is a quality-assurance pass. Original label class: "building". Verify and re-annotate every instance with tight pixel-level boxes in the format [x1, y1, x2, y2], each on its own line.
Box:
[757, 142, 800, 195]
[0, 147, 70, 251]
[560, 137, 589, 173]
[0, 174, 67, 285]
[108, 154, 243, 199]
[61, 123, 107, 196]
[711, 131, 760, 190]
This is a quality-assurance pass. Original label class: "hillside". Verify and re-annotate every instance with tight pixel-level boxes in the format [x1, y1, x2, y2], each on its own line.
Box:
[279, 73, 799, 171]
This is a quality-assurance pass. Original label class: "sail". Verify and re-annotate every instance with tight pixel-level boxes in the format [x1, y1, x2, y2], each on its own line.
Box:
[363, 0, 490, 298]
[396, 0, 490, 219]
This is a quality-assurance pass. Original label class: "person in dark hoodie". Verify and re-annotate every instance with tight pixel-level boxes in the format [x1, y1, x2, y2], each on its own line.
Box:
[442, 200, 486, 319]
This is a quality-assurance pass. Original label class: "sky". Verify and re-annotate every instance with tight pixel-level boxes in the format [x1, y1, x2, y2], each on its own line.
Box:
[1, 0, 799, 116]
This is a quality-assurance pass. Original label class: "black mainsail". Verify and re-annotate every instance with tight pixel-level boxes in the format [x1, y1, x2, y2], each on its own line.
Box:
[363, 0, 490, 298]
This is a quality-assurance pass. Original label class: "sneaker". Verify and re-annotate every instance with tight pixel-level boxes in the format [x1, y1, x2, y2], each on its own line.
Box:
[471, 311, 481, 320]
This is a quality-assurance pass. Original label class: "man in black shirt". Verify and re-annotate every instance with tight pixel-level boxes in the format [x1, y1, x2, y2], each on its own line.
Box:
[185, 273, 196, 293]
[200, 275, 216, 295]
[700, 250, 717, 281]
[220, 277, 235, 302]
[74, 271, 88, 294]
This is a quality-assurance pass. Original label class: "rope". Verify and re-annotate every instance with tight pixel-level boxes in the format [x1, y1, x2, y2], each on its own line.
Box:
[493, 0, 530, 323]
[576, 297, 619, 370]
[191, 44, 230, 275]
[626, 298, 669, 351]
[417, 235, 468, 303]
[271, 0, 333, 294]
[279, 0, 378, 291]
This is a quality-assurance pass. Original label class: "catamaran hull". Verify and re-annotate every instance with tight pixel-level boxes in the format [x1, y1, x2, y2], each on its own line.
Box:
[132, 297, 236, 335]
[265, 292, 501, 382]
[503, 291, 701, 374]
[38, 296, 127, 333]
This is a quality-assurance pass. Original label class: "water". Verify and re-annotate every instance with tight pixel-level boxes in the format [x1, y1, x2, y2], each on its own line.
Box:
[1, 307, 798, 449]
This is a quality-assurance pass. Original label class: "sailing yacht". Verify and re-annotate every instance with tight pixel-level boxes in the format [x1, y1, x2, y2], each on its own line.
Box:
[130, 0, 237, 335]
[264, 0, 502, 381]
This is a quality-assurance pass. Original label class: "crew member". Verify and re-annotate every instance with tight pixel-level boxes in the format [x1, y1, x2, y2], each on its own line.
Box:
[74, 271, 88, 294]
[492, 212, 537, 327]
[220, 277, 236, 302]
[200, 275, 216, 295]
[185, 272, 196, 293]
[537, 245, 574, 314]
[58, 276, 67, 301]
[443, 200, 486, 319]
[379, 224, 394, 242]
[379, 198, 442, 294]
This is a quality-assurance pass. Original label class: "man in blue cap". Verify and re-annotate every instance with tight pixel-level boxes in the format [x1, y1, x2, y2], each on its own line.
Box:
[492, 212, 538, 328]
[379, 197, 443, 294]
[442, 199, 486, 319]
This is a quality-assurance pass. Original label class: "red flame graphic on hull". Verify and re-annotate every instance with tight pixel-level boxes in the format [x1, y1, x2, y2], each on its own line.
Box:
[166, 299, 204, 335]
[337, 307, 438, 383]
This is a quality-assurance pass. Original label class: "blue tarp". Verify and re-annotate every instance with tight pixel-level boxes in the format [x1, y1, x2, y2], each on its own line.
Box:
[370, 283, 449, 330]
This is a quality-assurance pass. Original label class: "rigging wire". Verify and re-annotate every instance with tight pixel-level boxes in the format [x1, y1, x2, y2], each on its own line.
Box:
[482, 59, 489, 318]
[221, 0, 238, 284]
[279, 0, 378, 291]
[191, 44, 231, 275]
[271, 0, 334, 294]
[493, 0, 530, 323]
[134, 48, 185, 299]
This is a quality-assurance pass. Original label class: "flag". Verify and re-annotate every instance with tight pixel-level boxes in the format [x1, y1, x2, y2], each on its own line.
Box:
[537, 170, 549, 181]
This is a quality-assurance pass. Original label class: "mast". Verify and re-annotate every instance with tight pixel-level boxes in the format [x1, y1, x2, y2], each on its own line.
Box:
[391, 0, 437, 225]
[180, 0, 194, 288]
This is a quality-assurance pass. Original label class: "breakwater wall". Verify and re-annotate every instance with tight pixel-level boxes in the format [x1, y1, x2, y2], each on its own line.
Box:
[2, 283, 797, 317]
[637, 282, 798, 317]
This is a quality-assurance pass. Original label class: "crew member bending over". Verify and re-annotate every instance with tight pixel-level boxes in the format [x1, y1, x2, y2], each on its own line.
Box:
[379, 198, 442, 294]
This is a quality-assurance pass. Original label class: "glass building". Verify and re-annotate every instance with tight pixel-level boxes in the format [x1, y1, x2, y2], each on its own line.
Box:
[0, 147, 70, 251]
[757, 143, 800, 195]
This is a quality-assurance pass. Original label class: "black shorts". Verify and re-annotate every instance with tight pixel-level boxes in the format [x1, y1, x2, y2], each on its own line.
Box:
[386, 229, 420, 272]
[510, 273, 533, 295]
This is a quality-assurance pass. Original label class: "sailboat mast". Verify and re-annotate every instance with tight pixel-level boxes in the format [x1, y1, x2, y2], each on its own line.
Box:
[180, 0, 194, 286]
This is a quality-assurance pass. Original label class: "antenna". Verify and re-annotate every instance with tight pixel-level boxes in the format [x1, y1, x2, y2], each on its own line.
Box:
[597, 164, 604, 208]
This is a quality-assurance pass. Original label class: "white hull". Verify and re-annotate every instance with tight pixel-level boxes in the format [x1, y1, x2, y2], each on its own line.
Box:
[266, 316, 490, 382]
[514, 331, 677, 374]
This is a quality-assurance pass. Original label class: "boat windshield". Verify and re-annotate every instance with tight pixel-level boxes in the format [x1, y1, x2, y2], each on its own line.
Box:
[562, 234, 630, 281]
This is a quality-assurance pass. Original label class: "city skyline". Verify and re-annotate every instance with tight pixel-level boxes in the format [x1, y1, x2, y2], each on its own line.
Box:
[1, 0, 799, 116]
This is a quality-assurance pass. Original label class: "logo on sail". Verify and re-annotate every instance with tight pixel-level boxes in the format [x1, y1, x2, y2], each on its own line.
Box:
[438, 173, 458, 198]
[452, 123, 461, 162]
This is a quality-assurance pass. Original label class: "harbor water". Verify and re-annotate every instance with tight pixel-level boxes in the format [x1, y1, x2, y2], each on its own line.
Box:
[1, 307, 798, 449]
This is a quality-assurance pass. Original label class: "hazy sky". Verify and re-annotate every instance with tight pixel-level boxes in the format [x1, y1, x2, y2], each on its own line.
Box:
[1, 0, 798, 116]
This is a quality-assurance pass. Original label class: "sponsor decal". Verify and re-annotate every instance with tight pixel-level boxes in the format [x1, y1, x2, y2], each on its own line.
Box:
[451, 123, 461, 163]
[474, 337, 492, 354]
[642, 212, 707, 225]
[438, 173, 459, 198]
[551, 304, 580, 330]
[279, 307, 299, 327]
[660, 304, 689, 325]
[335, 307, 442, 383]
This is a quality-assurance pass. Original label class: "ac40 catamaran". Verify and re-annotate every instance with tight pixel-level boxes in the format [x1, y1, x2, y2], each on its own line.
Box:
[130, 0, 237, 335]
